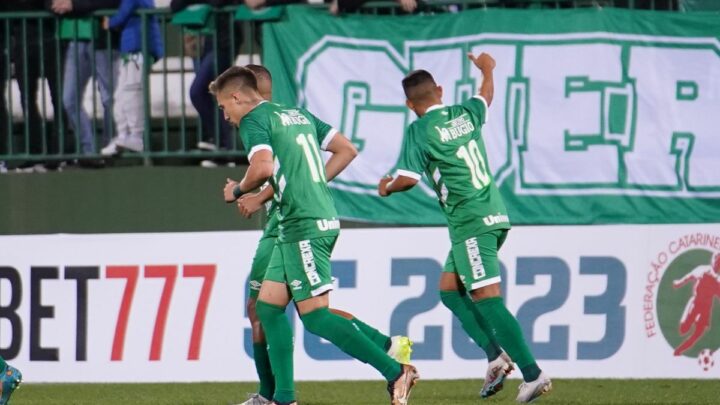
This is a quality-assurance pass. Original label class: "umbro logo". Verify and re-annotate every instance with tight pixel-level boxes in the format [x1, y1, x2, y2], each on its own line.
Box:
[290, 279, 303, 290]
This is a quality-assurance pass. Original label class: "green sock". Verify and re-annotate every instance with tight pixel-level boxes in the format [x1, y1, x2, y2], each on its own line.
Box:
[474, 296, 542, 382]
[352, 317, 392, 351]
[252, 342, 274, 400]
[440, 290, 502, 361]
[255, 301, 295, 403]
[301, 307, 401, 381]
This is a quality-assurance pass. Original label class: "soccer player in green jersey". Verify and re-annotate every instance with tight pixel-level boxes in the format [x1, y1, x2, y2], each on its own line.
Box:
[224, 65, 412, 405]
[211, 66, 418, 405]
[378, 53, 552, 403]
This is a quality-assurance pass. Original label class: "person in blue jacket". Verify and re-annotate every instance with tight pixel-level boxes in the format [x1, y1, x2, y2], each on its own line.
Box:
[101, 0, 163, 155]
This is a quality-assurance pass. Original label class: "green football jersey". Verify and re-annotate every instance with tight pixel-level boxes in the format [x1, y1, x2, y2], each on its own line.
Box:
[240, 101, 340, 243]
[395, 96, 510, 244]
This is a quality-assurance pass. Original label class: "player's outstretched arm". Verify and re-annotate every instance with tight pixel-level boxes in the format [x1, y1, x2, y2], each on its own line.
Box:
[378, 174, 419, 197]
[467, 52, 496, 107]
[324, 132, 358, 182]
[238, 149, 274, 195]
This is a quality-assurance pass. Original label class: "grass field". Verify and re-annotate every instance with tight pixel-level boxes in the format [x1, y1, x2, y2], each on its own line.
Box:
[7, 379, 716, 405]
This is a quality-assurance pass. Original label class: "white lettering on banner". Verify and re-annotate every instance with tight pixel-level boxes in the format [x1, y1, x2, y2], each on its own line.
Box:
[297, 35, 720, 198]
[299, 240, 321, 285]
[627, 48, 720, 190]
[1, 226, 719, 382]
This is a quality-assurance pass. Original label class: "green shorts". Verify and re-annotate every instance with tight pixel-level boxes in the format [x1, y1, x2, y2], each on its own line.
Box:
[443, 229, 508, 292]
[248, 236, 277, 299]
[264, 236, 337, 302]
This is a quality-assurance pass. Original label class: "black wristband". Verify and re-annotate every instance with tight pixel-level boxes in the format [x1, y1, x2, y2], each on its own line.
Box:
[232, 185, 243, 200]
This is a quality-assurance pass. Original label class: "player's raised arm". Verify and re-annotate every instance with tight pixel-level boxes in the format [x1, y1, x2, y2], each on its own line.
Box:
[467, 52, 496, 107]
[323, 132, 358, 182]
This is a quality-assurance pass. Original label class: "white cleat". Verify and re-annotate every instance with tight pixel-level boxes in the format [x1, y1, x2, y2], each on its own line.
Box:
[234, 393, 271, 405]
[480, 351, 514, 398]
[516, 371, 552, 403]
[387, 364, 419, 405]
[387, 336, 413, 365]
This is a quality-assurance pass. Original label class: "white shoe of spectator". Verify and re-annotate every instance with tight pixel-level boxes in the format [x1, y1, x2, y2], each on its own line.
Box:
[0, 161, 7, 173]
[101, 136, 125, 156]
[197, 141, 218, 151]
[200, 159, 219, 168]
[117, 135, 144, 153]
[15, 163, 47, 174]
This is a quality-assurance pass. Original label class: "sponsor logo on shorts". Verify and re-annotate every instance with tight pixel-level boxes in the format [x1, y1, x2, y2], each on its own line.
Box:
[299, 240, 322, 286]
[316, 218, 340, 232]
[465, 237, 485, 280]
[483, 213, 510, 227]
[249, 280, 262, 291]
[290, 279, 303, 290]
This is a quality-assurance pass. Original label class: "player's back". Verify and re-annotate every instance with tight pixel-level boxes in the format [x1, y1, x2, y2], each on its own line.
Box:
[240, 102, 339, 243]
[408, 97, 510, 242]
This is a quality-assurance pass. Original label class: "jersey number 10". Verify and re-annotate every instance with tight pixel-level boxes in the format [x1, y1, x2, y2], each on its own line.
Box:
[456, 140, 490, 189]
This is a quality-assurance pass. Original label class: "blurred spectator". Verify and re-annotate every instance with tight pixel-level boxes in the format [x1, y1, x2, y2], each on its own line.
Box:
[0, 3, 10, 158]
[50, 0, 120, 160]
[328, 0, 417, 14]
[10, 0, 66, 172]
[170, 0, 242, 164]
[101, 0, 164, 156]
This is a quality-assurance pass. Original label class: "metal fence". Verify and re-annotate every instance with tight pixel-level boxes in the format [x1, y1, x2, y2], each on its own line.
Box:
[0, 0, 679, 168]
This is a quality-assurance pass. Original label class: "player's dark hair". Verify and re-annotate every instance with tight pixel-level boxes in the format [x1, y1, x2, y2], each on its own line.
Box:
[245, 64, 272, 83]
[402, 69, 437, 103]
[208, 66, 258, 95]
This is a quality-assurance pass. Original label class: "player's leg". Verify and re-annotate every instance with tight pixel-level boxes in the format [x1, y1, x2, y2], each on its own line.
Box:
[438, 259, 511, 398]
[0, 355, 21, 405]
[440, 254, 503, 361]
[242, 237, 277, 405]
[255, 245, 295, 405]
[284, 236, 418, 404]
[456, 230, 551, 403]
[329, 308, 390, 351]
[329, 308, 413, 364]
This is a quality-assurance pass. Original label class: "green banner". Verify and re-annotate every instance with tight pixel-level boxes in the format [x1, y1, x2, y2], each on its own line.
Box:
[264, 6, 720, 225]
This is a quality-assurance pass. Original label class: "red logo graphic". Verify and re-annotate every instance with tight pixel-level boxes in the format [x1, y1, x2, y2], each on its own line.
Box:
[673, 253, 720, 357]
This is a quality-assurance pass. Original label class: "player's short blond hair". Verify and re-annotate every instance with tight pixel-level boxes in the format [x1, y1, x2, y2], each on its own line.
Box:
[208, 66, 258, 96]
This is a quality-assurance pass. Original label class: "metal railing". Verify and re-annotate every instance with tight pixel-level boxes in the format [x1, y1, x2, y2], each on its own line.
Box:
[0, 0, 679, 167]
